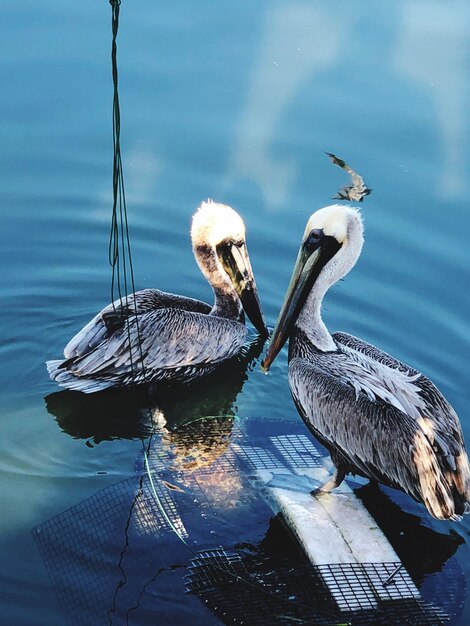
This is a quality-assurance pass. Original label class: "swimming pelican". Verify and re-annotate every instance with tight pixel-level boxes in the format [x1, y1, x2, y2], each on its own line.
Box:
[262, 204, 470, 521]
[47, 200, 268, 393]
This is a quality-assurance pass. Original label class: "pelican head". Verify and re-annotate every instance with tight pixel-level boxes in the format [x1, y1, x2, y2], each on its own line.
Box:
[262, 204, 364, 369]
[191, 200, 268, 336]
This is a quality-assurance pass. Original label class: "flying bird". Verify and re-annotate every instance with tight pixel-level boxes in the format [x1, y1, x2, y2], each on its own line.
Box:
[262, 204, 470, 521]
[47, 200, 268, 393]
[326, 152, 371, 202]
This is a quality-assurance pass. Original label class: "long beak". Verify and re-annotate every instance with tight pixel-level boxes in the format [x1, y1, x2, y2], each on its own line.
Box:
[217, 242, 269, 337]
[261, 245, 321, 371]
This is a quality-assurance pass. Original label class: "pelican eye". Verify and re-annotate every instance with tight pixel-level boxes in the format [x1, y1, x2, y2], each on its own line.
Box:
[305, 228, 324, 251]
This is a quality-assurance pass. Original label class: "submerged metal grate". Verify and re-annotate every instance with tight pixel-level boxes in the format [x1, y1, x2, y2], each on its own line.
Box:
[32, 476, 191, 626]
[33, 418, 461, 626]
[186, 549, 449, 626]
[140, 428, 325, 478]
[315, 562, 420, 612]
[186, 548, 334, 626]
[33, 478, 142, 626]
[137, 474, 189, 538]
[232, 443, 281, 471]
[270, 433, 324, 469]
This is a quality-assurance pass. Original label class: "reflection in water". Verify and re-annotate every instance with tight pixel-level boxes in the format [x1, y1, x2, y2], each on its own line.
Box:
[394, 2, 470, 198]
[45, 334, 264, 444]
[224, 3, 346, 208]
[162, 416, 236, 481]
[95, 141, 164, 221]
[356, 483, 464, 585]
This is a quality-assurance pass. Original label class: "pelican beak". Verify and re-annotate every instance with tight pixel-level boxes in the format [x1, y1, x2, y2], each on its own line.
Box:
[261, 236, 341, 371]
[217, 241, 269, 337]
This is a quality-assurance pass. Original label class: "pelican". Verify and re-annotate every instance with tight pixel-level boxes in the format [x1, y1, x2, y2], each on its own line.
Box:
[47, 200, 268, 393]
[262, 204, 470, 521]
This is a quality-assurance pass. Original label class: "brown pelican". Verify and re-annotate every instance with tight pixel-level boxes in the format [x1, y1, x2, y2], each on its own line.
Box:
[262, 204, 470, 521]
[47, 200, 268, 393]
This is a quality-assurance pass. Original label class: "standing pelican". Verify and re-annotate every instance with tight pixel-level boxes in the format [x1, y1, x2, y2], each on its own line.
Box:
[262, 204, 470, 521]
[47, 200, 268, 393]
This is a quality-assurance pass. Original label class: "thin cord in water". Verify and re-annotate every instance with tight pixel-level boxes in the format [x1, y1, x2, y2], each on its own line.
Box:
[109, 0, 145, 382]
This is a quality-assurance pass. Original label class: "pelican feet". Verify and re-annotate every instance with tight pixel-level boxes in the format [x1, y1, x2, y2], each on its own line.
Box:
[310, 467, 346, 497]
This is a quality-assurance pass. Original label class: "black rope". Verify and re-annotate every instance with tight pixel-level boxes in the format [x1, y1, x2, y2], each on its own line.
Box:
[108, 0, 145, 382]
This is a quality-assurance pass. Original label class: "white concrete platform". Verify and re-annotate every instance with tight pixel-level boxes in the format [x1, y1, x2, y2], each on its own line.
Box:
[235, 435, 421, 613]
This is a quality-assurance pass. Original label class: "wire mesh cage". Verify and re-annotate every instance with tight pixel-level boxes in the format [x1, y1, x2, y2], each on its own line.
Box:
[33, 416, 462, 625]
[186, 549, 449, 626]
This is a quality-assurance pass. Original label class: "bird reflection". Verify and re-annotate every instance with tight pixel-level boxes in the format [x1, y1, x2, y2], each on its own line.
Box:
[45, 334, 264, 445]
[354, 483, 464, 585]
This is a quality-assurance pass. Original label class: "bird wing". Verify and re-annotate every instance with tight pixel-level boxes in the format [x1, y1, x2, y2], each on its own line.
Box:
[333, 332, 465, 452]
[64, 289, 211, 359]
[289, 334, 470, 519]
[65, 308, 247, 378]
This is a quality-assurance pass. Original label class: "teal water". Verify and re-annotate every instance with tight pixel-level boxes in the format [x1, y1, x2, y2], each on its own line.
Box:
[1, 1, 470, 624]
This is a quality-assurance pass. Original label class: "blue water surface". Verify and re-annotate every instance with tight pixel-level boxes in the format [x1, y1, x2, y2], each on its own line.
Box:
[1, 1, 470, 624]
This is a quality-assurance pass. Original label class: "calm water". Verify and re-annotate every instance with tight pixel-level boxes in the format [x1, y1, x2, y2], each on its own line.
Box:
[1, 1, 470, 624]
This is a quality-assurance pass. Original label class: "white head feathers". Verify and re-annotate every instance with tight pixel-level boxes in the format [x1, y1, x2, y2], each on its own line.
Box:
[191, 199, 246, 249]
[303, 204, 363, 246]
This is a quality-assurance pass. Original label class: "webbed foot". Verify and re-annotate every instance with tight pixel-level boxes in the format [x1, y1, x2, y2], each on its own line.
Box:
[310, 467, 346, 497]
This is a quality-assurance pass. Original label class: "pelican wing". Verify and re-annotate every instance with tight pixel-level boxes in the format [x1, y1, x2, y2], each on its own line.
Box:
[64, 308, 247, 379]
[289, 335, 470, 519]
[333, 332, 466, 452]
[64, 289, 211, 360]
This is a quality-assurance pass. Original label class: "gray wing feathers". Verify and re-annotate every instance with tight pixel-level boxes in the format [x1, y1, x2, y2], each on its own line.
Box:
[332, 333, 425, 418]
[46, 360, 115, 393]
[333, 332, 418, 373]
[66, 308, 247, 378]
[64, 289, 211, 360]
[289, 359, 421, 492]
[333, 332, 466, 454]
